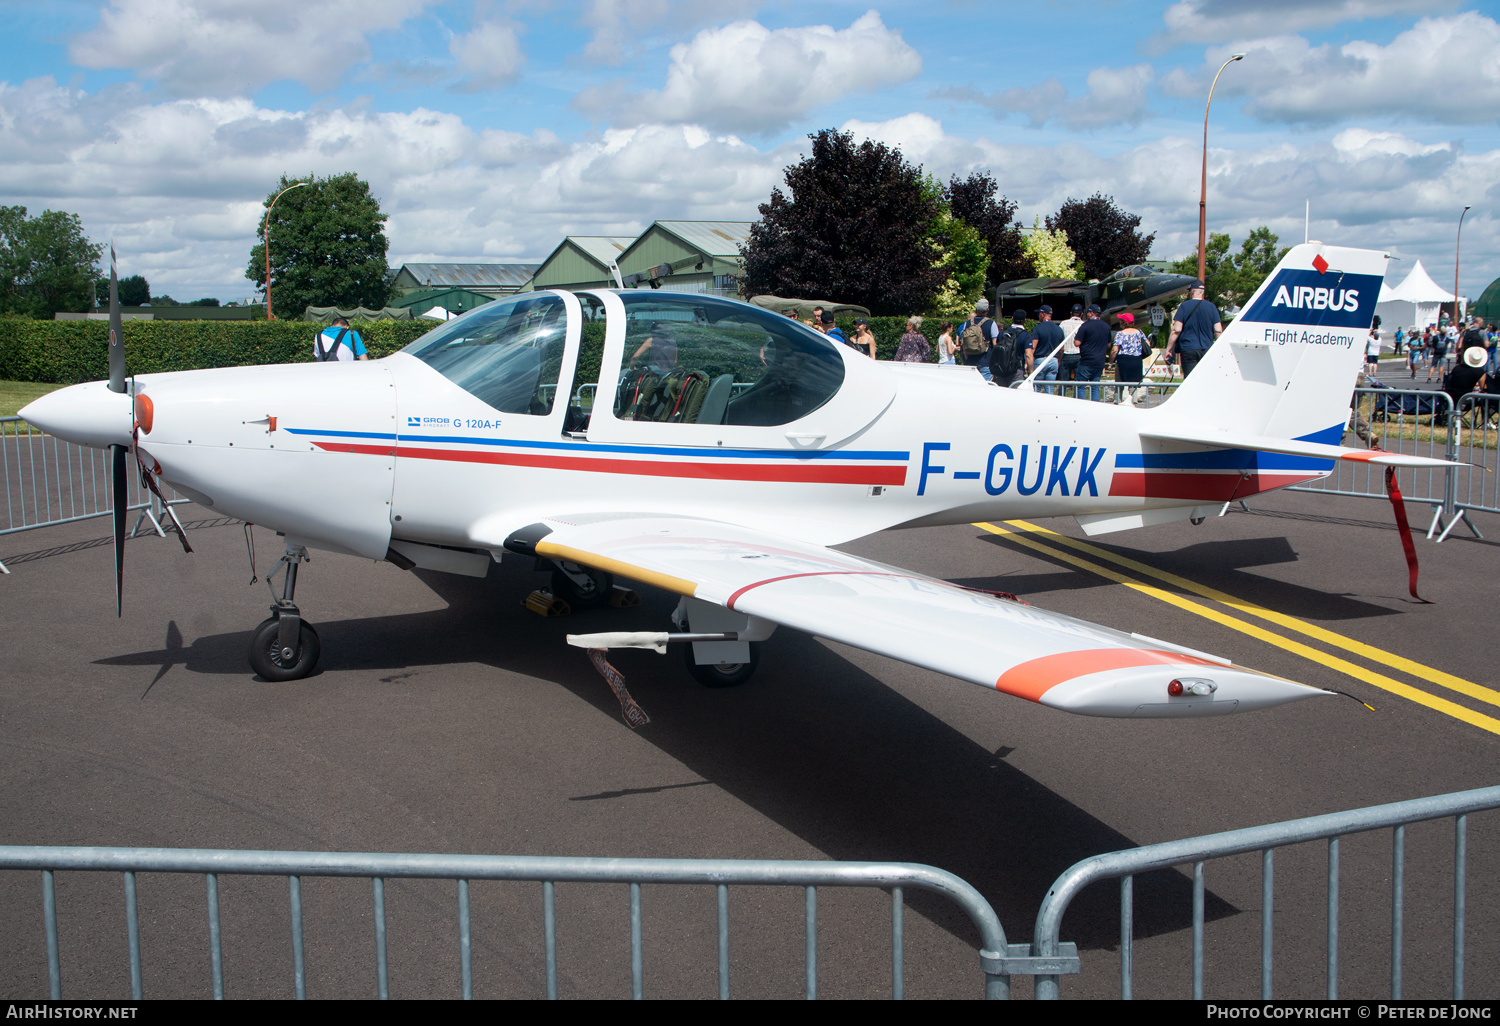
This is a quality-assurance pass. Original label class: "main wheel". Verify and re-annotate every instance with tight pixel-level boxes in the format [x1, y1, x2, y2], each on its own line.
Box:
[550, 564, 614, 608]
[248, 617, 321, 681]
[683, 640, 760, 688]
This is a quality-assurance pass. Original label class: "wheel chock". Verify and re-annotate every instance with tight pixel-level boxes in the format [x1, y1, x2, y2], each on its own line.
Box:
[523, 590, 571, 617]
[608, 586, 641, 609]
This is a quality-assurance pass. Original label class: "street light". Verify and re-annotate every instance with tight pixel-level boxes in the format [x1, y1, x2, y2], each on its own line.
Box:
[262, 181, 309, 320]
[1453, 205, 1471, 328]
[1198, 52, 1245, 284]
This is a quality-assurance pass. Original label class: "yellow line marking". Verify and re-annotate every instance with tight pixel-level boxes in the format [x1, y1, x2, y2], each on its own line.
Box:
[1003, 519, 1500, 710]
[973, 522, 1500, 737]
[535, 541, 699, 598]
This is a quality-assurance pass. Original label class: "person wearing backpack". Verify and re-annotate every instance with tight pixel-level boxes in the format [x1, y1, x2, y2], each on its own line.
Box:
[959, 298, 999, 381]
[988, 309, 1031, 387]
[314, 316, 368, 362]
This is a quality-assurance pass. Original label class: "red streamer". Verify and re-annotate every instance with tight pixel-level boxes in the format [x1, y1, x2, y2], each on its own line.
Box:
[1384, 466, 1432, 604]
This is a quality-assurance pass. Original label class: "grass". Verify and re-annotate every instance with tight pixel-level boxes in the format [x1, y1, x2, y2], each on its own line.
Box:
[1, 380, 63, 428]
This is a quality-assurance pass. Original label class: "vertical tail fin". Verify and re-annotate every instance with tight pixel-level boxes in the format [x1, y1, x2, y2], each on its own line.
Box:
[1162, 243, 1388, 445]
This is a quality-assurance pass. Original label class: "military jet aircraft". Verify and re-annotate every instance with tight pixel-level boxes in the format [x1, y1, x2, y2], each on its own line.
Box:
[23, 243, 1447, 720]
[994, 264, 1200, 321]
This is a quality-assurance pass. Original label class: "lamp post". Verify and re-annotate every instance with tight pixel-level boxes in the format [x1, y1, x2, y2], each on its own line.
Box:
[262, 181, 309, 320]
[1198, 52, 1245, 284]
[1453, 205, 1471, 327]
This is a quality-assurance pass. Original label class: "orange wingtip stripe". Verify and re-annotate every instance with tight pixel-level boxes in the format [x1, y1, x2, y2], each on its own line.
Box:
[1340, 451, 1379, 462]
[996, 648, 1223, 702]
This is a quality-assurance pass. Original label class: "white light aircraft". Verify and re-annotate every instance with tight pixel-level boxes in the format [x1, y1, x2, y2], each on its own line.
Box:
[24, 243, 1450, 719]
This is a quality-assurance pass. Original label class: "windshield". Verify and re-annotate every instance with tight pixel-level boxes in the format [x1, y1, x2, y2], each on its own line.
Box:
[611, 292, 846, 427]
[402, 293, 567, 415]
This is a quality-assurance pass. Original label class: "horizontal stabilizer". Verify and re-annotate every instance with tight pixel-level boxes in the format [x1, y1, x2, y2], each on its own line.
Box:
[1140, 426, 1458, 469]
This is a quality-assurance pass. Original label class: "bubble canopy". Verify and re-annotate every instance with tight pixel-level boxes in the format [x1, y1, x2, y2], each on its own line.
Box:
[607, 291, 846, 427]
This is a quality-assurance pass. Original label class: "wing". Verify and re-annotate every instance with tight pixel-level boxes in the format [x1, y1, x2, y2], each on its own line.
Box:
[500, 514, 1327, 719]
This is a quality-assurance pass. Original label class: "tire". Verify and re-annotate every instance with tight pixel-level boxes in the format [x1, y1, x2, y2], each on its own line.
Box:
[247, 617, 321, 681]
[683, 640, 760, 688]
[550, 564, 614, 608]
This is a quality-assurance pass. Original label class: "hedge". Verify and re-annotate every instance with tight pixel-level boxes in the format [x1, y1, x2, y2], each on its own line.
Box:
[0, 318, 435, 385]
[0, 313, 1005, 385]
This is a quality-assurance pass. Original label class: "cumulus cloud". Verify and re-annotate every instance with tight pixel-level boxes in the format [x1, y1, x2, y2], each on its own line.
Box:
[68, 0, 431, 97]
[578, 0, 761, 65]
[0, 77, 788, 296]
[940, 63, 1153, 131]
[449, 19, 526, 91]
[574, 11, 922, 134]
[1149, 0, 1457, 51]
[1161, 13, 1500, 124]
[841, 113, 1497, 290]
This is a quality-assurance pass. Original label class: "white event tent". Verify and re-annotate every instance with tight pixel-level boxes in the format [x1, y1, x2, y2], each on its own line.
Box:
[1375, 260, 1462, 332]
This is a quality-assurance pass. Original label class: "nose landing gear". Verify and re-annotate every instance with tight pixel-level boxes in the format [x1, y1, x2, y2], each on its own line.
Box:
[247, 545, 321, 681]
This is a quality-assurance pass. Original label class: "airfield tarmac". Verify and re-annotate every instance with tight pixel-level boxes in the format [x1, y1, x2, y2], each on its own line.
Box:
[1, 486, 1497, 1000]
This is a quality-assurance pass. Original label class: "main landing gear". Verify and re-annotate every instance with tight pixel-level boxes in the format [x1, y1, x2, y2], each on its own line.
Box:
[247, 545, 321, 681]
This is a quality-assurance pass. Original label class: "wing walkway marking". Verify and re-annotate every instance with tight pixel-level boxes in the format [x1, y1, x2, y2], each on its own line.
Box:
[973, 521, 1500, 737]
[1002, 519, 1500, 710]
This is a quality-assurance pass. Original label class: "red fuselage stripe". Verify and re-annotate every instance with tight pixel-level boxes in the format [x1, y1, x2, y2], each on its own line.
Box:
[1108, 471, 1317, 501]
[314, 441, 908, 486]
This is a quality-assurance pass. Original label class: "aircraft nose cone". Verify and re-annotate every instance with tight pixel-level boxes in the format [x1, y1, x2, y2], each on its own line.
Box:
[18, 381, 134, 449]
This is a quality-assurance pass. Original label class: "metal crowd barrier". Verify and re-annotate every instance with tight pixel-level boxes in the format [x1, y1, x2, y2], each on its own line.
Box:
[1030, 784, 1500, 1000]
[0, 416, 189, 573]
[0, 849, 1019, 1000]
[1453, 391, 1500, 526]
[1029, 378, 1181, 408]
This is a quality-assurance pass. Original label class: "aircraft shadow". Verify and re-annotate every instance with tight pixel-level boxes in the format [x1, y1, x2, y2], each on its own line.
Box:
[96, 560, 1238, 951]
[976, 531, 1399, 624]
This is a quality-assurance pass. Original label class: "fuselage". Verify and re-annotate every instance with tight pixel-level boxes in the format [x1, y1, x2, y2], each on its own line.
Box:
[22, 288, 1338, 564]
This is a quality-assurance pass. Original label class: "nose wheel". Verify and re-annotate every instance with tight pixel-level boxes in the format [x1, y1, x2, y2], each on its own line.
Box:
[247, 545, 321, 681]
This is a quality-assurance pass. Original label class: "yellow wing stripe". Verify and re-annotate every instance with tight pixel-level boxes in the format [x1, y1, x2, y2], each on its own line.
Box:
[535, 541, 700, 598]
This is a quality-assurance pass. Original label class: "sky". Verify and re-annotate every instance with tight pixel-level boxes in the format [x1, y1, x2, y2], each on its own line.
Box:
[1, 0, 1497, 304]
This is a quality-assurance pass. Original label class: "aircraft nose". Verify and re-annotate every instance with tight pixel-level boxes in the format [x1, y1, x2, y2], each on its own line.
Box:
[18, 381, 134, 449]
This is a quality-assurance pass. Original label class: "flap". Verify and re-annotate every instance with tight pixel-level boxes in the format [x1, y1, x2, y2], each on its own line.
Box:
[502, 513, 1327, 719]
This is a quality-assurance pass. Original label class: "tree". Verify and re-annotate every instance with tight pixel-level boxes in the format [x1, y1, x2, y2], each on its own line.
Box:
[96, 274, 151, 307]
[1020, 218, 1081, 279]
[245, 172, 391, 317]
[0, 206, 102, 319]
[740, 129, 946, 316]
[1045, 194, 1155, 281]
[925, 176, 990, 319]
[1169, 226, 1288, 312]
[944, 172, 1032, 289]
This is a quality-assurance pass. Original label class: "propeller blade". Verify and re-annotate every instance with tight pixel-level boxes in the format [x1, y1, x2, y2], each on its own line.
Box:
[111, 442, 126, 617]
[107, 244, 125, 395]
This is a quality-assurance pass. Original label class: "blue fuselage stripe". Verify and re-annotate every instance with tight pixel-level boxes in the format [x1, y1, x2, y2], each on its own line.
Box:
[284, 427, 908, 462]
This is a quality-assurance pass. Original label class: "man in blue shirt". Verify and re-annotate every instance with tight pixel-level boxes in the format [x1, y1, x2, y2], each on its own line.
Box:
[314, 317, 368, 362]
[990, 309, 1033, 387]
[1031, 304, 1063, 384]
[1163, 282, 1222, 377]
[1073, 304, 1112, 401]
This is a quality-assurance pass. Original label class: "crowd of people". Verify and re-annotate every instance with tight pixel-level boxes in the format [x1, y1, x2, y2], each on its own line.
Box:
[787, 287, 1500, 416]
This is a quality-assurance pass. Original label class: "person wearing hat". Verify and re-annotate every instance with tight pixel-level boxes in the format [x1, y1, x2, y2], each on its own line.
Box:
[849, 317, 877, 358]
[1032, 304, 1062, 383]
[1164, 280, 1223, 378]
[958, 297, 999, 381]
[1443, 343, 1488, 423]
[1111, 312, 1150, 404]
[1073, 304, 1111, 401]
[820, 310, 849, 348]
